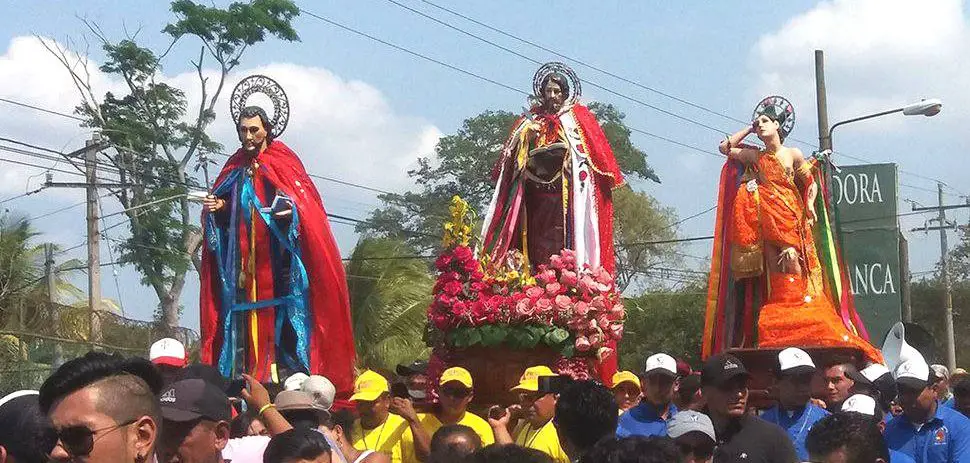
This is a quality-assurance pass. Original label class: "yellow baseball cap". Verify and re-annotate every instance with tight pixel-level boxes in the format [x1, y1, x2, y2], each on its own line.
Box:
[611, 371, 642, 390]
[439, 367, 474, 388]
[350, 370, 389, 402]
[511, 365, 557, 392]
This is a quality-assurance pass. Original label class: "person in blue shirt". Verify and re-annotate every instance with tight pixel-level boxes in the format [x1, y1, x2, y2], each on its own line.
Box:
[952, 378, 970, 419]
[761, 347, 830, 461]
[884, 356, 970, 463]
[616, 352, 678, 437]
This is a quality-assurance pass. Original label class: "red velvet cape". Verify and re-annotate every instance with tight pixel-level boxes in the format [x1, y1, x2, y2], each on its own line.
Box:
[199, 140, 356, 394]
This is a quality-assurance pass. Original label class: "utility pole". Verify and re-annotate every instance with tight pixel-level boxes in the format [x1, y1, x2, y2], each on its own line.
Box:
[911, 183, 970, 370]
[85, 136, 102, 348]
[45, 244, 64, 369]
[815, 50, 832, 152]
[900, 233, 912, 322]
[45, 134, 130, 350]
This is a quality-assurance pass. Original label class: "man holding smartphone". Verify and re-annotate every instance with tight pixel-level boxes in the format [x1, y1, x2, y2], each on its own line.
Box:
[401, 367, 494, 463]
[487, 365, 568, 463]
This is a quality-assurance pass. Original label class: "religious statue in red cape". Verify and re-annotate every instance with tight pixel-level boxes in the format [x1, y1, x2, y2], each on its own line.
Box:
[199, 75, 355, 394]
[479, 62, 625, 379]
[480, 62, 625, 275]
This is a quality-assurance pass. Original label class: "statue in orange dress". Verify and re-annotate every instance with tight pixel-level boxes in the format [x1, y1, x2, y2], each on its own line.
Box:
[702, 96, 883, 363]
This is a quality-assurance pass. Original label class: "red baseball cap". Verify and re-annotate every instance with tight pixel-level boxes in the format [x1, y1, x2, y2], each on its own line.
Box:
[150, 338, 187, 367]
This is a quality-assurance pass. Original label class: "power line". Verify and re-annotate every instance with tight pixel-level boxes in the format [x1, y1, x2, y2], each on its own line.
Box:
[0, 97, 86, 121]
[0, 186, 46, 205]
[412, 0, 747, 127]
[623, 235, 715, 247]
[386, 1, 964, 194]
[298, 7, 725, 160]
[378, 0, 732, 136]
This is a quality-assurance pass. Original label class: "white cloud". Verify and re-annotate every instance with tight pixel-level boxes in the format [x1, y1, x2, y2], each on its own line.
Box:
[748, 0, 970, 138]
[0, 35, 441, 201]
[0, 35, 443, 325]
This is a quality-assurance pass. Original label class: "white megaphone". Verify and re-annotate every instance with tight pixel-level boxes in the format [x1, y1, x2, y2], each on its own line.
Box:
[882, 322, 926, 375]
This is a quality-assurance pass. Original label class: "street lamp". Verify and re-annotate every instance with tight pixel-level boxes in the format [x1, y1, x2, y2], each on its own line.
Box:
[822, 98, 943, 150]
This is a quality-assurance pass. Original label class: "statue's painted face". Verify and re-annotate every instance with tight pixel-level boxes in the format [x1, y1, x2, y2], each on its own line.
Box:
[238, 115, 268, 154]
[542, 80, 565, 111]
[753, 114, 780, 141]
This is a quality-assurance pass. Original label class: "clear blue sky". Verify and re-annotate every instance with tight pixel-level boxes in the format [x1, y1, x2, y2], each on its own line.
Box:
[1, 1, 967, 331]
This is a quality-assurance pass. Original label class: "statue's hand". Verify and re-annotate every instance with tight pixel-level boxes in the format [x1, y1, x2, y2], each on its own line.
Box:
[806, 206, 818, 228]
[203, 194, 225, 212]
[777, 247, 799, 274]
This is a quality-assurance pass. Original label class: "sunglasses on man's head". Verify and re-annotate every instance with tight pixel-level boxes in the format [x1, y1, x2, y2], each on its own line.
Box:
[54, 419, 138, 457]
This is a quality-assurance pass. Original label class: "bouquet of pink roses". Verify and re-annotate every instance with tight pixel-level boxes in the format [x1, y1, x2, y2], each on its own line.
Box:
[427, 246, 624, 360]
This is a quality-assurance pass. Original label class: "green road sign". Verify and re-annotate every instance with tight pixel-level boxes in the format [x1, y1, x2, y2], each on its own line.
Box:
[831, 163, 901, 342]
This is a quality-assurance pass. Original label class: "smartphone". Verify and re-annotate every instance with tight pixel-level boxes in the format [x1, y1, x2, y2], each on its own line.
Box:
[488, 405, 507, 420]
[226, 377, 246, 398]
[537, 375, 572, 394]
[390, 382, 411, 399]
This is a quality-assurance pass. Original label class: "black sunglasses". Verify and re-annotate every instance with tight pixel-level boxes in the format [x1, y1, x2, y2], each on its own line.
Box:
[55, 419, 138, 457]
[441, 387, 472, 398]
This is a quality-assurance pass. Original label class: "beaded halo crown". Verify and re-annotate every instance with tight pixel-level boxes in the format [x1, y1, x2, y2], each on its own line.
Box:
[532, 62, 582, 107]
[230, 75, 290, 139]
[752, 95, 795, 140]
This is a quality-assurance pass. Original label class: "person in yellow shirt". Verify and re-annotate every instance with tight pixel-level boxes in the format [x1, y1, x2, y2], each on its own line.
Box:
[401, 367, 494, 462]
[487, 365, 569, 463]
[350, 370, 431, 463]
[612, 370, 643, 413]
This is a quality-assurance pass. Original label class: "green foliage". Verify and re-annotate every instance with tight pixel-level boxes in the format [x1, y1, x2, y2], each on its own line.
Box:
[58, 0, 300, 331]
[166, 0, 300, 55]
[446, 324, 573, 355]
[362, 110, 519, 250]
[612, 187, 679, 291]
[949, 226, 970, 281]
[347, 237, 434, 372]
[588, 102, 659, 183]
[910, 277, 970, 366]
[618, 285, 707, 370]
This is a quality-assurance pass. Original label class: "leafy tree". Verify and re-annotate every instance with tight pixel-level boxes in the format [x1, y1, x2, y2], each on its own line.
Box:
[360, 103, 673, 291]
[618, 284, 707, 370]
[949, 225, 970, 280]
[910, 276, 970, 366]
[346, 237, 433, 372]
[41, 0, 300, 334]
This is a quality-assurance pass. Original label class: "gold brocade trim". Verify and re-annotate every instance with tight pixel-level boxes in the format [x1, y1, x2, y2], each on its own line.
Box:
[567, 107, 626, 190]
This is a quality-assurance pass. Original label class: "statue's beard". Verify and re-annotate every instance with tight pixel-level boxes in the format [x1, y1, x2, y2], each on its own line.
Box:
[243, 141, 263, 155]
[542, 99, 563, 113]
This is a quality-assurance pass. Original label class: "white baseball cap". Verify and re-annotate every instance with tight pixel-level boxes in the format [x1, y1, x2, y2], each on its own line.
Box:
[841, 394, 877, 416]
[895, 355, 931, 390]
[861, 363, 891, 382]
[284, 373, 310, 391]
[777, 347, 816, 376]
[302, 375, 336, 411]
[149, 338, 187, 367]
[930, 364, 950, 381]
[645, 353, 677, 377]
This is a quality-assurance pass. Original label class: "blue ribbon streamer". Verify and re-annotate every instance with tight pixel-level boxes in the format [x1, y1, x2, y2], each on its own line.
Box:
[206, 166, 313, 377]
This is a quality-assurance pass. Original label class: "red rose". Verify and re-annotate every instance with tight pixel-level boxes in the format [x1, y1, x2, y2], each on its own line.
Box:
[443, 280, 463, 297]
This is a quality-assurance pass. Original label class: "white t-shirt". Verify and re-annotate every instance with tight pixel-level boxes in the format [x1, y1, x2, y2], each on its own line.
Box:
[222, 435, 271, 463]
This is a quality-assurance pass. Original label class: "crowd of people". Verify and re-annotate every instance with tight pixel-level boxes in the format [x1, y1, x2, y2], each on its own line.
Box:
[2, 338, 970, 462]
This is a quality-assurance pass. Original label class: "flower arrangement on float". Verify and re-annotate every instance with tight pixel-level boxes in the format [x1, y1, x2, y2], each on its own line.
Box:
[425, 196, 625, 385]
